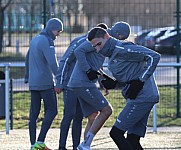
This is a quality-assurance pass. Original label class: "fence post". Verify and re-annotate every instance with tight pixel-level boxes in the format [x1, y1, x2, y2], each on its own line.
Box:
[16, 40, 19, 54]
[176, 0, 180, 118]
[43, 0, 47, 28]
[153, 104, 157, 133]
[10, 79, 13, 130]
[5, 64, 10, 134]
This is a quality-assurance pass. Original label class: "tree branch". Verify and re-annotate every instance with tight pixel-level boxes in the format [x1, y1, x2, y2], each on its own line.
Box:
[2, 0, 12, 11]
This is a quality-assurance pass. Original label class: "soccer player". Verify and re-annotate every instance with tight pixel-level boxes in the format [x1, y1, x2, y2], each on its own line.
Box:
[25, 18, 63, 150]
[55, 23, 108, 150]
[87, 27, 161, 150]
[66, 21, 131, 150]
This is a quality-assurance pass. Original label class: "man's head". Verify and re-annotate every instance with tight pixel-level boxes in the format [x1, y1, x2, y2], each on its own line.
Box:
[45, 18, 63, 37]
[87, 27, 110, 52]
[111, 21, 131, 40]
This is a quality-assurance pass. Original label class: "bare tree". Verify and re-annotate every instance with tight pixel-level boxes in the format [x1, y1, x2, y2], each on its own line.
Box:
[7, 2, 11, 46]
[82, 0, 176, 29]
[0, 0, 12, 53]
[62, 0, 83, 33]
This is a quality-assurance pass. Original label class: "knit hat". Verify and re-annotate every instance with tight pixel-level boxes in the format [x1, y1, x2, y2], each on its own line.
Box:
[45, 18, 63, 31]
[111, 21, 131, 39]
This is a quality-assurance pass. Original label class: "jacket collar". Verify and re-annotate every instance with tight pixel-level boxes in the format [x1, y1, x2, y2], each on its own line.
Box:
[40, 29, 56, 40]
[99, 37, 118, 57]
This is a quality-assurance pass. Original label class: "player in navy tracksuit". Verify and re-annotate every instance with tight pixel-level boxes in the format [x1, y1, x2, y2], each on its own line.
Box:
[55, 23, 109, 150]
[55, 22, 131, 150]
[25, 18, 63, 150]
[55, 33, 86, 150]
[87, 27, 161, 150]
[66, 22, 131, 150]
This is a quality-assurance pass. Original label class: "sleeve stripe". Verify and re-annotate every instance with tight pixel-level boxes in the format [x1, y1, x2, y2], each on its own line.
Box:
[60, 57, 69, 84]
[59, 36, 85, 85]
[115, 45, 124, 49]
[141, 54, 153, 79]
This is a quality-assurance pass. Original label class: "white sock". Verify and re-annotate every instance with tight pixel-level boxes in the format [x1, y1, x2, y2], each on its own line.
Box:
[83, 131, 95, 146]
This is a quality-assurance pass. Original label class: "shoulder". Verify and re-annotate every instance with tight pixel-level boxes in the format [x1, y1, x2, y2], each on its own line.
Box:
[39, 32, 54, 46]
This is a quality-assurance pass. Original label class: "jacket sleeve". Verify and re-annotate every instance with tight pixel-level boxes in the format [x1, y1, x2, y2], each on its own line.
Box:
[55, 43, 76, 88]
[74, 40, 96, 72]
[41, 37, 59, 76]
[55, 36, 87, 88]
[123, 42, 161, 81]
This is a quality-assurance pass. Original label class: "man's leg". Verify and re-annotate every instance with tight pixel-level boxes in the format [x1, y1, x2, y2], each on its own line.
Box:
[72, 100, 83, 150]
[89, 104, 112, 134]
[37, 88, 58, 142]
[79, 104, 112, 149]
[29, 90, 41, 145]
[127, 134, 143, 150]
[126, 103, 154, 150]
[74, 87, 112, 149]
[109, 126, 133, 150]
[84, 112, 98, 138]
[112, 102, 155, 150]
[59, 90, 82, 150]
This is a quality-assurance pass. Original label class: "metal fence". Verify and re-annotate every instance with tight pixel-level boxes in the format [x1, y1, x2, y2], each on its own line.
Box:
[0, 0, 181, 133]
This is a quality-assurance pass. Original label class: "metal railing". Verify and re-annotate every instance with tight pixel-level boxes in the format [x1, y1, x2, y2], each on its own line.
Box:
[0, 62, 181, 134]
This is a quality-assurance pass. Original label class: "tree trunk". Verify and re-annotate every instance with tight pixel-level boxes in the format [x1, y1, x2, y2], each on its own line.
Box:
[0, 8, 4, 53]
[7, 5, 11, 46]
[29, 0, 34, 41]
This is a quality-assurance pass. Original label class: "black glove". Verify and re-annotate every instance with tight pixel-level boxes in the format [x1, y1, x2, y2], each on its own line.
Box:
[24, 78, 28, 84]
[86, 69, 100, 81]
[101, 74, 117, 89]
[126, 79, 144, 99]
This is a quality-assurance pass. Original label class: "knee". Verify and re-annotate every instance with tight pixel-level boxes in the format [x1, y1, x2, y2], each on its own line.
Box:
[109, 126, 125, 140]
[102, 104, 113, 117]
[127, 134, 143, 150]
[127, 134, 140, 141]
[54, 109, 58, 117]
[50, 108, 58, 118]
[74, 113, 83, 122]
[89, 112, 98, 120]
[87, 112, 98, 124]
[110, 126, 133, 150]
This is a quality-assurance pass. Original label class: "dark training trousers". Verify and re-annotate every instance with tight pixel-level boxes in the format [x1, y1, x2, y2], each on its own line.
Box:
[59, 89, 83, 150]
[29, 89, 57, 145]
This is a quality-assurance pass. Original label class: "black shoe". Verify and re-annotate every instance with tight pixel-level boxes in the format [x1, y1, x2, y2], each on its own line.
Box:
[58, 146, 67, 150]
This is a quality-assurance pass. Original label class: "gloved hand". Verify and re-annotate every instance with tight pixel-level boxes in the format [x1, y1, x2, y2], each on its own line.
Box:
[101, 74, 117, 89]
[86, 69, 100, 81]
[126, 79, 144, 99]
[24, 78, 28, 84]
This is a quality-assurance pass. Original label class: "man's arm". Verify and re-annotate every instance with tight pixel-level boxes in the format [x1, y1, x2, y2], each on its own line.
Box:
[55, 46, 76, 88]
[74, 40, 96, 72]
[123, 42, 161, 99]
[123, 42, 161, 81]
[41, 38, 59, 76]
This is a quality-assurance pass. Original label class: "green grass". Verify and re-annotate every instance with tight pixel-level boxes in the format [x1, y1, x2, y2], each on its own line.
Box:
[0, 86, 181, 130]
[0, 52, 25, 62]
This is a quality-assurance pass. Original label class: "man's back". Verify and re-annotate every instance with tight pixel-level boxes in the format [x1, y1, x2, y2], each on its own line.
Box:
[28, 30, 58, 90]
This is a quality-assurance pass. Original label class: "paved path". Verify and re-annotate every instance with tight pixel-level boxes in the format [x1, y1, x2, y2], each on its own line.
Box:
[0, 127, 181, 150]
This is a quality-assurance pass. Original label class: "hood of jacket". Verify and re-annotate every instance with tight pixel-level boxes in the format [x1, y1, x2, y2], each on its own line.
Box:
[40, 29, 56, 40]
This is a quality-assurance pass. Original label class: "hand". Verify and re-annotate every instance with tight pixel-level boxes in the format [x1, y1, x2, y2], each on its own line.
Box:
[101, 74, 117, 89]
[54, 87, 63, 94]
[24, 78, 28, 84]
[86, 69, 100, 81]
[126, 79, 144, 99]
[103, 88, 109, 96]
